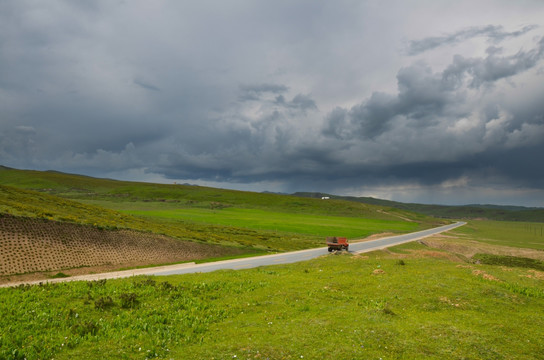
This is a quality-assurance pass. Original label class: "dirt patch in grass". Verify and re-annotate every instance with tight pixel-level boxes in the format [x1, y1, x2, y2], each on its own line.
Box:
[381, 246, 465, 262]
[414, 250, 464, 262]
[439, 296, 464, 308]
[353, 232, 396, 242]
[351, 254, 369, 260]
[523, 270, 544, 280]
[472, 269, 501, 281]
[0, 215, 246, 284]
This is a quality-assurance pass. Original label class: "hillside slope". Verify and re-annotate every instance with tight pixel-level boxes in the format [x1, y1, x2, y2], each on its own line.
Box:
[0, 214, 244, 282]
[0, 167, 444, 280]
[0, 185, 327, 251]
[0, 166, 436, 223]
[294, 192, 544, 222]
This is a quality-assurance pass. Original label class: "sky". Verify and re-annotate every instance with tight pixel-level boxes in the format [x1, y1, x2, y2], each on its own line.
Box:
[1, 0, 544, 207]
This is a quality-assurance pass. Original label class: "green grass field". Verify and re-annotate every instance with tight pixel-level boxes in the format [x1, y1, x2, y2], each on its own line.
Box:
[118, 207, 421, 239]
[0, 167, 437, 222]
[0, 184, 428, 253]
[1, 167, 543, 359]
[1, 239, 543, 359]
[0, 167, 443, 254]
[451, 220, 544, 250]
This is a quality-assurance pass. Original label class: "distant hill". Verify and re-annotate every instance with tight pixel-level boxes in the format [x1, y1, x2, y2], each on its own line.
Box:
[0, 166, 437, 223]
[2, 166, 540, 223]
[293, 192, 544, 222]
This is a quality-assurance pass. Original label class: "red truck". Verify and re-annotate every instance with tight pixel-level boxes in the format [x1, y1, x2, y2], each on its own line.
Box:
[326, 237, 349, 252]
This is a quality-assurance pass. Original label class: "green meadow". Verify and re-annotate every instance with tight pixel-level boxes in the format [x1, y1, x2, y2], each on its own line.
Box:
[452, 220, 544, 250]
[1, 168, 543, 359]
[0, 167, 436, 222]
[118, 207, 420, 239]
[1, 223, 543, 359]
[1, 167, 442, 253]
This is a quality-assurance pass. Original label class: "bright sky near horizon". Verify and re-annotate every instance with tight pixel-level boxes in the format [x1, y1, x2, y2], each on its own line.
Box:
[1, 1, 544, 206]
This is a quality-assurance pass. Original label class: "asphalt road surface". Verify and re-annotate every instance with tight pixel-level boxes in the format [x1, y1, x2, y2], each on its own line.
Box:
[152, 221, 466, 276]
[2, 221, 465, 287]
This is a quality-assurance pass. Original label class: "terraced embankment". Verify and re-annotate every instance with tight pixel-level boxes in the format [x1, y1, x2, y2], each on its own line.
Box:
[0, 215, 245, 283]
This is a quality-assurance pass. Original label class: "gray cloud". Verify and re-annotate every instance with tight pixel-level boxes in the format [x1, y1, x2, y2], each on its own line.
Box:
[239, 83, 289, 95]
[324, 37, 544, 141]
[274, 94, 317, 112]
[134, 79, 161, 92]
[407, 24, 539, 55]
[1, 1, 544, 206]
[238, 83, 289, 101]
[444, 38, 544, 88]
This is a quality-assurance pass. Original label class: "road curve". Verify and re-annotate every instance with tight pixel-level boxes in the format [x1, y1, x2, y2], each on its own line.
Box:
[1, 221, 465, 288]
[153, 221, 466, 276]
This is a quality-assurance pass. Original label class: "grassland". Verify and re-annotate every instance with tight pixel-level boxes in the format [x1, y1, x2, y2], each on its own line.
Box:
[451, 220, 544, 250]
[0, 168, 441, 254]
[1, 219, 543, 359]
[0, 184, 140, 228]
[0, 167, 436, 222]
[295, 192, 544, 222]
[113, 206, 420, 239]
[0, 185, 332, 253]
[0, 167, 445, 281]
[0, 167, 543, 358]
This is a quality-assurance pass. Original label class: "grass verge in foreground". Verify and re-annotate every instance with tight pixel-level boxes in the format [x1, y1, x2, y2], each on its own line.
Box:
[1, 250, 543, 359]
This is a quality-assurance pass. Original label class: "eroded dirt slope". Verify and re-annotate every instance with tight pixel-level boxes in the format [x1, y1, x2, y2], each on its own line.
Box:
[0, 214, 245, 283]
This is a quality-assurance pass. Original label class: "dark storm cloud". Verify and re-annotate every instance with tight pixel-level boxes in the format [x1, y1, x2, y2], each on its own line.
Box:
[407, 24, 538, 55]
[316, 35, 544, 199]
[2, 1, 544, 206]
[322, 92, 398, 139]
[444, 37, 544, 88]
[274, 94, 317, 112]
[146, 80, 325, 183]
[324, 36, 544, 140]
[322, 62, 458, 140]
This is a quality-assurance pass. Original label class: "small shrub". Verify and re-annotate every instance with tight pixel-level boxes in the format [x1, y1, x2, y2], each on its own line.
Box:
[395, 259, 406, 266]
[50, 272, 70, 278]
[119, 292, 139, 309]
[87, 279, 107, 288]
[137, 277, 156, 287]
[472, 253, 544, 271]
[94, 296, 115, 310]
[382, 306, 396, 316]
[160, 281, 175, 292]
[71, 320, 99, 336]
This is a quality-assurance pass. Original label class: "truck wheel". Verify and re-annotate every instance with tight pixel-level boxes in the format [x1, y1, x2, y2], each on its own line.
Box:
[328, 247, 332, 252]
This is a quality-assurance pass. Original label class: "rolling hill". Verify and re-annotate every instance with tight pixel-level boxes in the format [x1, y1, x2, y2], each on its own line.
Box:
[0, 166, 439, 224]
[294, 192, 544, 222]
[0, 166, 443, 281]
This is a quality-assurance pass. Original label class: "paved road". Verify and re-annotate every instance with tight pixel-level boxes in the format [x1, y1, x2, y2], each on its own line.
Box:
[1, 221, 465, 287]
[153, 221, 466, 276]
